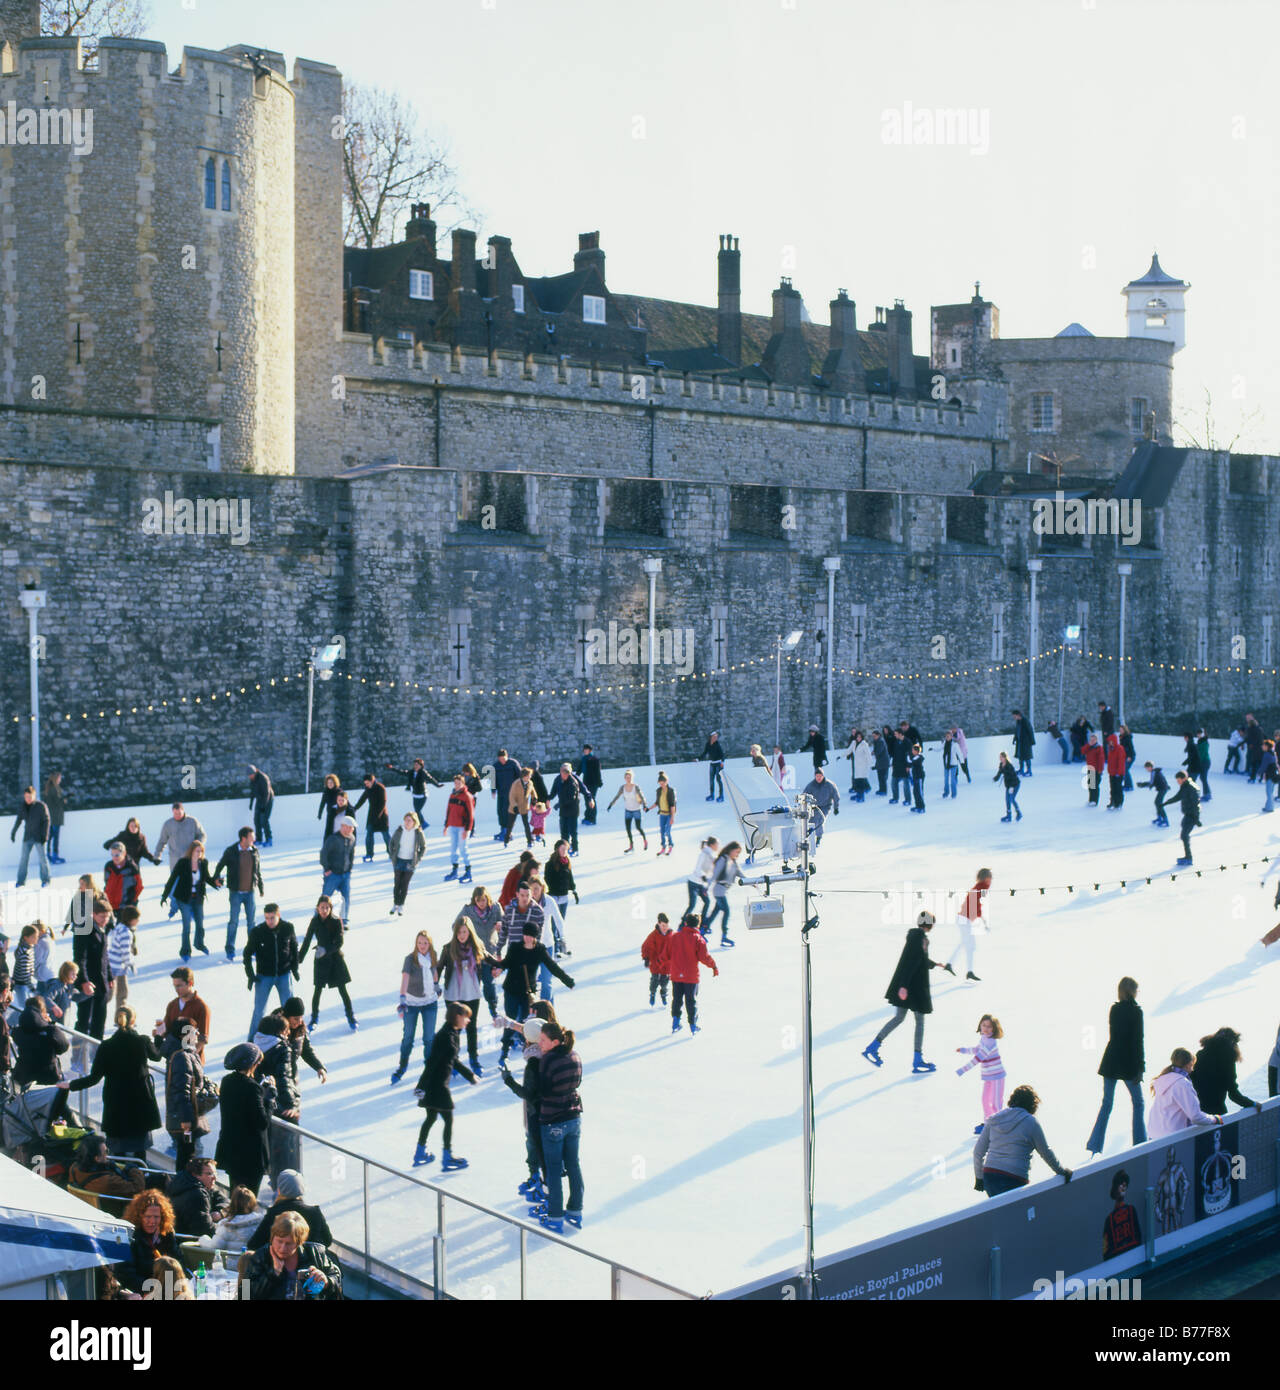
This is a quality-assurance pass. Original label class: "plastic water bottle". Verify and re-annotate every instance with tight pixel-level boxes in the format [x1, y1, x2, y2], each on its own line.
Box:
[194, 1262, 207, 1299]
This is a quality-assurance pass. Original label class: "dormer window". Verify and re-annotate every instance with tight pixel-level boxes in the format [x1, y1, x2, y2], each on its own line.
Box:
[512, 284, 525, 314]
[409, 270, 434, 301]
[583, 295, 606, 325]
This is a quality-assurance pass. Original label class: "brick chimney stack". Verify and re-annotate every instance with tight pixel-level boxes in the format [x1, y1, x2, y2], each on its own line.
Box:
[886, 299, 915, 397]
[821, 289, 861, 394]
[451, 228, 477, 296]
[406, 202, 436, 257]
[573, 230, 606, 282]
[760, 278, 810, 386]
[717, 234, 741, 366]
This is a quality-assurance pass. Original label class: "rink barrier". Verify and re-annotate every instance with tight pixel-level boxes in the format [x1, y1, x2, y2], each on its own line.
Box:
[721, 1098, 1280, 1301]
[50, 1026, 696, 1301]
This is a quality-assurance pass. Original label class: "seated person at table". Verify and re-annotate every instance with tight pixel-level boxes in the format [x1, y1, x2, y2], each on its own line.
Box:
[142, 1254, 193, 1301]
[115, 1190, 186, 1293]
[245, 1169, 333, 1250]
[168, 1155, 227, 1239]
[213, 1185, 262, 1252]
[246, 1211, 341, 1301]
[69, 1134, 145, 1200]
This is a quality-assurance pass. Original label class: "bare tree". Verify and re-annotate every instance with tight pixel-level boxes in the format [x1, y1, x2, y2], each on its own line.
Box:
[342, 83, 479, 248]
[1173, 387, 1264, 452]
[41, 0, 148, 37]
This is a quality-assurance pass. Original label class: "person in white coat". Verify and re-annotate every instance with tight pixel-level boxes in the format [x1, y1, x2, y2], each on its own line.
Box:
[851, 737, 873, 802]
[1147, 1048, 1221, 1139]
[685, 837, 718, 920]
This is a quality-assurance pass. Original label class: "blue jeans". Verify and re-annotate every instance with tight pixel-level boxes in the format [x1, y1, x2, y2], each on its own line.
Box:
[447, 825, 471, 867]
[623, 810, 645, 846]
[704, 895, 731, 936]
[982, 1170, 1028, 1198]
[658, 814, 673, 848]
[12, 983, 31, 1008]
[1086, 1076, 1146, 1153]
[1056, 735, 1070, 763]
[707, 763, 724, 798]
[399, 1002, 437, 1069]
[366, 825, 391, 859]
[943, 766, 958, 797]
[1005, 787, 1020, 817]
[48, 825, 61, 858]
[539, 1115, 583, 1219]
[249, 973, 291, 1037]
[1265, 781, 1275, 812]
[685, 881, 709, 921]
[538, 963, 554, 1002]
[253, 803, 272, 843]
[15, 839, 49, 886]
[1123, 754, 1135, 791]
[480, 962, 498, 1018]
[175, 898, 206, 956]
[227, 891, 255, 953]
[321, 871, 351, 921]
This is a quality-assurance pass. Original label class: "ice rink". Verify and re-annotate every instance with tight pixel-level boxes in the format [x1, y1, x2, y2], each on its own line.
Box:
[6, 731, 1278, 1296]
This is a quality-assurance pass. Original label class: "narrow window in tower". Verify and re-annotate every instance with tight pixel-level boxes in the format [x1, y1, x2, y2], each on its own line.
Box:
[1264, 616, 1274, 666]
[1129, 397, 1149, 436]
[583, 295, 606, 325]
[991, 605, 1005, 660]
[221, 160, 231, 212]
[447, 609, 471, 683]
[574, 606, 596, 679]
[849, 604, 866, 665]
[512, 284, 525, 314]
[203, 157, 216, 209]
[1231, 545, 1242, 579]
[710, 605, 728, 673]
[1196, 617, 1208, 667]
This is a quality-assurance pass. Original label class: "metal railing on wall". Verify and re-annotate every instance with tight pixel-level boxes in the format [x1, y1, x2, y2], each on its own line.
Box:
[43, 1023, 695, 1302]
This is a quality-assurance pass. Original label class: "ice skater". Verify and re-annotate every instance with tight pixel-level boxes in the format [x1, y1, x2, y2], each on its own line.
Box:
[1085, 977, 1146, 1156]
[801, 768, 840, 843]
[993, 752, 1022, 822]
[685, 837, 717, 920]
[700, 731, 726, 802]
[863, 910, 952, 1074]
[703, 842, 744, 947]
[947, 868, 992, 981]
[956, 1014, 1005, 1135]
[606, 770, 649, 853]
[1137, 762, 1169, 826]
[1084, 733, 1105, 806]
[908, 743, 926, 813]
[641, 913, 673, 1007]
[662, 912, 719, 1034]
[1157, 770, 1201, 866]
[1105, 734, 1126, 809]
[412, 1003, 478, 1170]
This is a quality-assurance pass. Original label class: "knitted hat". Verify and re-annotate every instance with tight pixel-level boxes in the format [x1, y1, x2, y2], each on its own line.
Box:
[276, 1170, 306, 1199]
[225, 1042, 262, 1072]
[281, 998, 306, 1019]
[522, 1018, 545, 1046]
[340, 816, 358, 830]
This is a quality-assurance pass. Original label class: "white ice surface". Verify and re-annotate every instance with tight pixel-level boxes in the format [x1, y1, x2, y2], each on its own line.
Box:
[6, 733, 1278, 1297]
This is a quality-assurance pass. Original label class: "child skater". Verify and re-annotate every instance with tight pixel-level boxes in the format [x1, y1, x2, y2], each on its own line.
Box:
[529, 800, 549, 846]
[412, 1003, 478, 1171]
[956, 1013, 1006, 1134]
[641, 913, 673, 1007]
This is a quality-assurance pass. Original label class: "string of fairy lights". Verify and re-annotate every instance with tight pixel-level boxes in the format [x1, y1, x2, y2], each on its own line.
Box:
[8, 642, 1280, 728]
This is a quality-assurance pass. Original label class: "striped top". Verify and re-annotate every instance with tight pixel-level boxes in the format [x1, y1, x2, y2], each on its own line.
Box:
[957, 1033, 1005, 1081]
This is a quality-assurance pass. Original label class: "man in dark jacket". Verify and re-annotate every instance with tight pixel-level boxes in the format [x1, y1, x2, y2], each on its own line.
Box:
[863, 911, 952, 1073]
[243, 904, 300, 1039]
[245, 1169, 333, 1250]
[353, 773, 391, 861]
[213, 827, 265, 961]
[1098, 701, 1116, 739]
[491, 750, 523, 842]
[579, 745, 604, 823]
[1012, 709, 1034, 776]
[889, 731, 910, 805]
[493, 928, 575, 1065]
[1245, 713, 1264, 781]
[547, 764, 593, 855]
[319, 817, 356, 921]
[1138, 763, 1170, 826]
[800, 725, 828, 774]
[11, 785, 51, 888]
[1158, 771, 1201, 866]
[73, 898, 112, 1040]
[248, 765, 274, 846]
[802, 768, 840, 844]
[168, 1156, 226, 1238]
[872, 731, 890, 795]
[387, 757, 442, 829]
[699, 732, 726, 802]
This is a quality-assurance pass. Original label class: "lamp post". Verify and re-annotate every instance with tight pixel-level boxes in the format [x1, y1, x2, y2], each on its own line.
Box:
[1117, 563, 1133, 724]
[643, 558, 662, 767]
[1058, 624, 1082, 730]
[18, 588, 46, 791]
[822, 558, 840, 751]
[1026, 559, 1042, 732]
[775, 629, 804, 749]
[305, 640, 343, 793]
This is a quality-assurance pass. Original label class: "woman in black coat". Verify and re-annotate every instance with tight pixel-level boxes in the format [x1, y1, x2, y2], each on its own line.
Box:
[1192, 1028, 1261, 1116]
[1085, 977, 1145, 1155]
[862, 912, 951, 1073]
[61, 1004, 162, 1158]
[159, 842, 220, 961]
[299, 896, 356, 1030]
[103, 818, 163, 868]
[317, 774, 344, 840]
[215, 1043, 275, 1198]
[12, 995, 69, 1087]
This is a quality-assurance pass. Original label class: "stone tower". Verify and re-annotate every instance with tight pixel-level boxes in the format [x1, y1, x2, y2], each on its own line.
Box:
[0, 0, 39, 47]
[1124, 253, 1189, 352]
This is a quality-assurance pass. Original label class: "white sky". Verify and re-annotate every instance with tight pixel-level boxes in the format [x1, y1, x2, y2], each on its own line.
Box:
[150, 0, 1279, 451]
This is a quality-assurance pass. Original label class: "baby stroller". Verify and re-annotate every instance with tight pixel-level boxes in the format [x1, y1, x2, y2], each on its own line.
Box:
[1, 1084, 86, 1184]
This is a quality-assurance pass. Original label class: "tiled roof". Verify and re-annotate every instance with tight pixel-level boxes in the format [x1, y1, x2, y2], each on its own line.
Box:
[1125, 254, 1187, 288]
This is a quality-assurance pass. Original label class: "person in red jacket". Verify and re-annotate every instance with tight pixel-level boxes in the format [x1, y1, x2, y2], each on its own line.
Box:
[499, 853, 539, 909]
[1084, 733, 1105, 807]
[660, 913, 719, 1034]
[443, 774, 476, 884]
[103, 842, 143, 911]
[640, 913, 673, 1008]
[1105, 734, 1126, 810]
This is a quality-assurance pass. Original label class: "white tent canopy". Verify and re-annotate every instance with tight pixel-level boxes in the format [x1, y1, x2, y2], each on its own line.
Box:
[0, 1152, 132, 1292]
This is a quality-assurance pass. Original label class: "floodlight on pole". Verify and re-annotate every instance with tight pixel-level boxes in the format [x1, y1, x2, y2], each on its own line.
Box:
[1058, 623, 1082, 728]
[306, 638, 345, 793]
[776, 629, 804, 748]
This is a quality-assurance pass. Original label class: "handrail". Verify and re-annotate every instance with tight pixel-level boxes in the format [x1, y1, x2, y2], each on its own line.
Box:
[45, 1019, 696, 1300]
